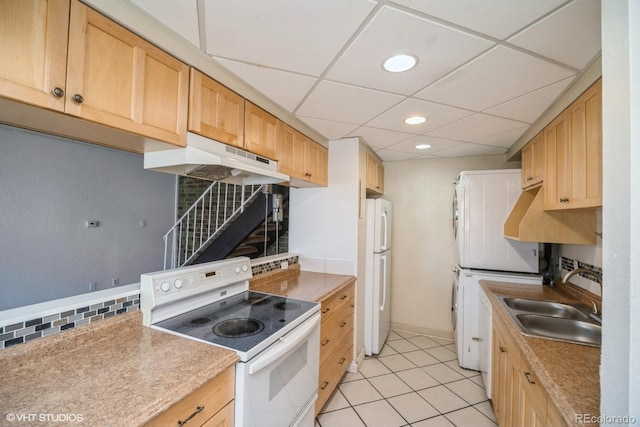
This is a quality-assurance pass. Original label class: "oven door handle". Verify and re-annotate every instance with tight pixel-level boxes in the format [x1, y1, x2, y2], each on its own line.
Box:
[248, 313, 320, 376]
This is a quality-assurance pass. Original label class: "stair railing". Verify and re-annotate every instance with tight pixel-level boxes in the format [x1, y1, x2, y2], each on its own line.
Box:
[163, 182, 263, 269]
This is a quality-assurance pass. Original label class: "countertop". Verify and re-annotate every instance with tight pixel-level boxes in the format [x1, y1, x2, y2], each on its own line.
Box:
[0, 311, 238, 426]
[250, 267, 356, 301]
[480, 281, 600, 427]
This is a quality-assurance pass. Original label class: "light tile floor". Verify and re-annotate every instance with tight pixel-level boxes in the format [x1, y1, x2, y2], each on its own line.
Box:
[316, 330, 497, 427]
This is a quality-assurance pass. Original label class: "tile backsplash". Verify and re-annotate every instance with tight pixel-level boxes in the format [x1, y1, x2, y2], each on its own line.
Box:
[1, 254, 300, 350]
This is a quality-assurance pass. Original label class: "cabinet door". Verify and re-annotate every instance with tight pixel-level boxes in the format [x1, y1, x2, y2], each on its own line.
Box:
[0, 0, 69, 111]
[566, 79, 602, 209]
[277, 123, 307, 179]
[522, 132, 544, 189]
[307, 140, 328, 186]
[189, 68, 244, 148]
[244, 101, 278, 159]
[543, 112, 570, 210]
[66, 0, 189, 146]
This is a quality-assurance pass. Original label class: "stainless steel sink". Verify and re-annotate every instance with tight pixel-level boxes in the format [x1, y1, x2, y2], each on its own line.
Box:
[515, 314, 601, 347]
[497, 295, 601, 347]
[502, 297, 589, 320]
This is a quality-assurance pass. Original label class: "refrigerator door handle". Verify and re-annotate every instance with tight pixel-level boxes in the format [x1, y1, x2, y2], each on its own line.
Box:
[381, 209, 389, 250]
[380, 255, 387, 311]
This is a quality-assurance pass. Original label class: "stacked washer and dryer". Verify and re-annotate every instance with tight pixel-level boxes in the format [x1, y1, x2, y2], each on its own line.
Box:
[452, 170, 542, 398]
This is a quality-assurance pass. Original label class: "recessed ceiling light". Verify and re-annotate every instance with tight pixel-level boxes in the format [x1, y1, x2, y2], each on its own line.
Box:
[404, 116, 427, 125]
[416, 144, 431, 150]
[383, 54, 417, 73]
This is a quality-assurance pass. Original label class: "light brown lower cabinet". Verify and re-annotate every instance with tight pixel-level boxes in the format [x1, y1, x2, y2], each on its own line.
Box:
[492, 314, 566, 427]
[316, 280, 355, 415]
[146, 365, 235, 427]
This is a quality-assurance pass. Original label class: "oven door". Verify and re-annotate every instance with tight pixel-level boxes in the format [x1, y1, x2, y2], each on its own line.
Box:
[235, 313, 320, 427]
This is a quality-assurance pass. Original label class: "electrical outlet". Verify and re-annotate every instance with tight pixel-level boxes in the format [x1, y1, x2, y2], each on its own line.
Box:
[112, 278, 119, 287]
[85, 220, 100, 228]
[89, 282, 97, 292]
[281, 261, 289, 270]
[139, 219, 147, 228]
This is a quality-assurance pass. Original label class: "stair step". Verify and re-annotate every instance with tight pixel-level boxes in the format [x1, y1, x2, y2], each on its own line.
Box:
[227, 245, 260, 257]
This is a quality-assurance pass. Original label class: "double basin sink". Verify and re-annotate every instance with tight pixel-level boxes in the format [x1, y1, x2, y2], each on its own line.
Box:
[497, 296, 601, 347]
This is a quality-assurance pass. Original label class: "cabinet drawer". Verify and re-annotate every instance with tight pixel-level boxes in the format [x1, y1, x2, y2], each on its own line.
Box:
[520, 358, 547, 417]
[333, 283, 355, 313]
[320, 296, 336, 323]
[317, 330, 353, 414]
[319, 298, 354, 366]
[146, 366, 235, 426]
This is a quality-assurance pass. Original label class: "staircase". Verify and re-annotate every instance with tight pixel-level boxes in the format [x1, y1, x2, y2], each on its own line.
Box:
[163, 180, 289, 269]
[163, 182, 263, 269]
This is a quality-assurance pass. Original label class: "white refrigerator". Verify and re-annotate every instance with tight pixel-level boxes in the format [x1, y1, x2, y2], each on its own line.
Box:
[452, 170, 542, 375]
[364, 198, 392, 356]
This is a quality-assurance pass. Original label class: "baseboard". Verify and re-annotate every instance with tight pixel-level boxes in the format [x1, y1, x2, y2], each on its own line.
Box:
[390, 322, 455, 340]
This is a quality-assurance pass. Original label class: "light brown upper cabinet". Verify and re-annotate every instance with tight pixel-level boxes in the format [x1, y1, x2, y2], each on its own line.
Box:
[0, 0, 189, 148]
[278, 123, 328, 187]
[366, 151, 384, 195]
[244, 101, 279, 160]
[544, 79, 602, 210]
[0, 0, 70, 112]
[66, 0, 189, 147]
[188, 68, 244, 149]
[521, 132, 544, 189]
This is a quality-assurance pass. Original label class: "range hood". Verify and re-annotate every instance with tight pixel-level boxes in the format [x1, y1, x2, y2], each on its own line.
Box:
[144, 132, 289, 185]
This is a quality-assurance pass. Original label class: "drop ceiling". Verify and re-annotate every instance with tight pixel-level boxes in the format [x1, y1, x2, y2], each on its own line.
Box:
[127, 0, 601, 162]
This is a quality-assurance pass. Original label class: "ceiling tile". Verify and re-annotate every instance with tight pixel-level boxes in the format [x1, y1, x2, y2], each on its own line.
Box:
[484, 77, 574, 122]
[214, 58, 317, 111]
[129, 0, 200, 47]
[416, 45, 576, 111]
[387, 135, 465, 154]
[508, 0, 601, 69]
[432, 143, 506, 157]
[296, 81, 404, 124]
[426, 113, 527, 142]
[391, 0, 566, 40]
[297, 117, 360, 141]
[366, 98, 473, 133]
[374, 148, 425, 162]
[347, 127, 415, 150]
[474, 125, 529, 148]
[326, 5, 493, 95]
[202, 0, 377, 76]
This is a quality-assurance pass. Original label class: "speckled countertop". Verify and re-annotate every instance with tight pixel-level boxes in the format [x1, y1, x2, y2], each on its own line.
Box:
[480, 281, 600, 427]
[0, 311, 238, 426]
[250, 266, 355, 301]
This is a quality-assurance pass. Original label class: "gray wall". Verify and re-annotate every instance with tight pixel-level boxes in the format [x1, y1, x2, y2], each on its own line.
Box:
[0, 125, 176, 310]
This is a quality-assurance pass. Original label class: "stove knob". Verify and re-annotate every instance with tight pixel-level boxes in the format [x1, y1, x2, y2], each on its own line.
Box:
[160, 281, 171, 293]
[234, 266, 241, 274]
[242, 264, 248, 272]
[174, 279, 183, 289]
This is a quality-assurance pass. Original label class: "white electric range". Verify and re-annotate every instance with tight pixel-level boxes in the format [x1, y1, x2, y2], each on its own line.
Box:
[141, 257, 320, 427]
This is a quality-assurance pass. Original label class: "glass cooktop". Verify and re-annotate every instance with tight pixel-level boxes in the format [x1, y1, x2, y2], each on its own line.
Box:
[154, 291, 318, 355]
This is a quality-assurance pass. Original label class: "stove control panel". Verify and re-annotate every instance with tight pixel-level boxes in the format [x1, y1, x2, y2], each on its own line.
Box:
[140, 257, 253, 325]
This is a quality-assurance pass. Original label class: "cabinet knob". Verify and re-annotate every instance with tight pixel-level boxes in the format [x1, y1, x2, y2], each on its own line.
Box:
[499, 346, 506, 353]
[527, 177, 533, 181]
[52, 87, 65, 98]
[72, 94, 84, 104]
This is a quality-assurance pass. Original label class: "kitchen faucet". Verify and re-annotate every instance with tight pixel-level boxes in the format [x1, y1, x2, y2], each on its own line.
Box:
[561, 268, 603, 322]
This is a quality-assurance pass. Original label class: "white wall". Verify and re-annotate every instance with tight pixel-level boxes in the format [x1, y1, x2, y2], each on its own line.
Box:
[0, 125, 176, 310]
[601, 0, 640, 418]
[383, 155, 519, 337]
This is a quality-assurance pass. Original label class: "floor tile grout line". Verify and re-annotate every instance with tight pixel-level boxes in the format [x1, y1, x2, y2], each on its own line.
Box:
[318, 330, 496, 426]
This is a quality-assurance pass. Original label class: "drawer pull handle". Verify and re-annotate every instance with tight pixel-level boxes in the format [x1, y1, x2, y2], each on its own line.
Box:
[72, 94, 84, 104]
[322, 308, 331, 314]
[322, 339, 330, 346]
[340, 295, 348, 300]
[52, 87, 65, 98]
[177, 405, 204, 426]
[320, 381, 329, 390]
[524, 372, 536, 385]
[340, 321, 347, 327]
[339, 358, 346, 364]
[499, 346, 506, 353]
